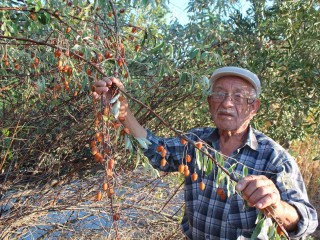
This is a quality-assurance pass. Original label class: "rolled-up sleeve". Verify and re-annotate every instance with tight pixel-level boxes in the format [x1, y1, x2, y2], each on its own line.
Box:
[143, 129, 185, 172]
[273, 157, 318, 239]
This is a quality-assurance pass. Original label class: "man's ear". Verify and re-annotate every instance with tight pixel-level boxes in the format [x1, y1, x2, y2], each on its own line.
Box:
[251, 98, 261, 115]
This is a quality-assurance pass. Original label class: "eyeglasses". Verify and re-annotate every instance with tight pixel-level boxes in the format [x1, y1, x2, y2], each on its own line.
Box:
[209, 92, 256, 105]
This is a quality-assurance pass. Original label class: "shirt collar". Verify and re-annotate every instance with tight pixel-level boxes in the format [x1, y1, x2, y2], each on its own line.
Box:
[208, 126, 258, 151]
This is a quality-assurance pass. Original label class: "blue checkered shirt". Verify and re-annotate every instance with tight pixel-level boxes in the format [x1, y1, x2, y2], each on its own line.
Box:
[143, 126, 318, 240]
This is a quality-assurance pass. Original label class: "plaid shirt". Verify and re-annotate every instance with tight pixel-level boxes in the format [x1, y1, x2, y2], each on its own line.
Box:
[143, 126, 318, 240]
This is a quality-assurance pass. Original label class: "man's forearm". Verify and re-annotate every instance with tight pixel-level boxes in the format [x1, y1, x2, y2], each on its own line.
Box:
[122, 109, 147, 139]
[273, 201, 300, 232]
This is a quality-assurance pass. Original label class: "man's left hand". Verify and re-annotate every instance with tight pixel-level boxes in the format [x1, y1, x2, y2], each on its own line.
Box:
[235, 175, 281, 210]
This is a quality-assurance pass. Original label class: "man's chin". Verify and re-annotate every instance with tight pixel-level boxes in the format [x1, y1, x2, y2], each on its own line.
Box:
[215, 123, 236, 131]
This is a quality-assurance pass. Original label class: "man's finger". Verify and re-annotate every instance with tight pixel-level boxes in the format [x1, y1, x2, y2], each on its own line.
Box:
[236, 175, 267, 191]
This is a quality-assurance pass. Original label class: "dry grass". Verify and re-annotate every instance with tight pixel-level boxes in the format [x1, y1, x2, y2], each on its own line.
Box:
[290, 136, 320, 239]
[291, 136, 320, 199]
[0, 168, 184, 240]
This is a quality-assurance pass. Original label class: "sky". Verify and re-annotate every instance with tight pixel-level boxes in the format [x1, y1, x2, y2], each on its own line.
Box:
[167, 0, 189, 24]
[167, 0, 251, 25]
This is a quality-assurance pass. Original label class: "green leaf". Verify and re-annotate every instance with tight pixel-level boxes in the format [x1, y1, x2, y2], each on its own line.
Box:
[150, 41, 164, 53]
[35, 1, 42, 12]
[227, 163, 237, 174]
[167, 43, 174, 59]
[251, 218, 265, 239]
[112, 100, 120, 119]
[159, 64, 165, 78]
[195, 148, 202, 171]
[125, 135, 133, 150]
[190, 75, 195, 91]
[135, 137, 151, 149]
[38, 12, 50, 25]
[313, 156, 320, 161]
[243, 165, 248, 178]
[200, 51, 207, 60]
[205, 157, 212, 175]
[255, 211, 263, 224]
[189, 48, 199, 59]
[180, 72, 188, 86]
[215, 151, 224, 164]
[110, 94, 120, 104]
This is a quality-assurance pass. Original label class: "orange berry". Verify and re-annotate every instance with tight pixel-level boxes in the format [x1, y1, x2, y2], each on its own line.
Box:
[104, 51, 112, 59]
[91, 146, 98, 156]
[66, 26, 71, 34]
[96, 191, 102, 201]
[108, 159, 115, 170]
[220, 193, 227, 201]
[160, 158, 167, 167]
[117, 58, 123, 67]
[113, 213, 120, 221]
[161, 149, 167, 157]
[184, 168, 190, 177]
[97, 53, 103, 62]
[134, 44, 140, 52]
[180, 138, 188, 145]
[14, 63, 20, 70]
[131, 27, 137, 33]
[86, 68, 92, 75]
[107, 188, 114, 197]
[184, 165, 189, 171]
[96, 112, 103, 121]
[276, 225, 284, 236]
[217, 187, 224, 196]
[191, 172, 198, 181]
[57, 60, 63, 68]
[102, 182, 108, 191]
[94, 152, 103, 162]
[178, 164, 184, 173]
[185, 154, 191, 163]
[67, 68, 73, 76]
[123, 127, 130, 135]
[90, 140, 96, 148]
[29, 12, 37, 21]
[113, 122, 121, 129]
[95, 132, 103, 142]
[54, 49, 62, 58]
[199, 181, 205, 191]
[156, 145, 164, 152]
[34, 57, 40, 65]
[118, 116, 126, 122]
[195, 141, 203, 149]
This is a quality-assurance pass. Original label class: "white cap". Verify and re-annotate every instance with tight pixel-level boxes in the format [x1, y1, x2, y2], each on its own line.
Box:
[210, 66, 261, 97]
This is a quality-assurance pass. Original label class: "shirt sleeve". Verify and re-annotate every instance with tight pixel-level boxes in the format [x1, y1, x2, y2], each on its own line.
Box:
[142, 129, 186, 172]
[272, 153, 318, 239]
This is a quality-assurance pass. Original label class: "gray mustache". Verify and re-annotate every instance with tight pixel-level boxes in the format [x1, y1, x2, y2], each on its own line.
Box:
[217, 109, 236, 116]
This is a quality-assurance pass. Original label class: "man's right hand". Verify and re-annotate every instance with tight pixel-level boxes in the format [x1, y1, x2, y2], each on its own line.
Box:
[93, 77, 124, 96]
[92, 76, 147, 139]
[92, 77, 129, 121]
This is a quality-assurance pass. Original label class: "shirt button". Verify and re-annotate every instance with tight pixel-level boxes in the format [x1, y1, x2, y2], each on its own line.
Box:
[205, 235, 210, 240]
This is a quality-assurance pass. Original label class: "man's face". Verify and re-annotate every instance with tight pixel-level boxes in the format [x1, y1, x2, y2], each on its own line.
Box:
[207, 76, 260, 132]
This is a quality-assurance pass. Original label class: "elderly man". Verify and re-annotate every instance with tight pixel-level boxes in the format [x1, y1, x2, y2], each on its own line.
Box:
[94, 66, 318, 239]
